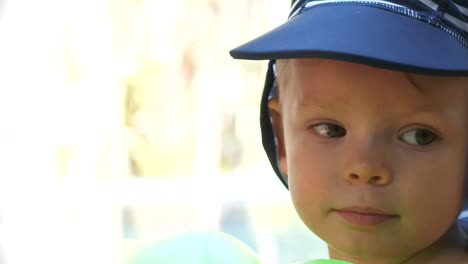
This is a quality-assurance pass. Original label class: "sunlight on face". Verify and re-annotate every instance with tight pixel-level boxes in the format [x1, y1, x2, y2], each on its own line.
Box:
[269, 59, 468, 263]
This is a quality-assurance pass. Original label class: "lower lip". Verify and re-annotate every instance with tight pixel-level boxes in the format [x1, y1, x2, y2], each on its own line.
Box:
[334, 210, 397, 226]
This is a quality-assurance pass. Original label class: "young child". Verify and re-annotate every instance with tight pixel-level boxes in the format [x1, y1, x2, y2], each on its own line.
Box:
[231, 0, 468, 263]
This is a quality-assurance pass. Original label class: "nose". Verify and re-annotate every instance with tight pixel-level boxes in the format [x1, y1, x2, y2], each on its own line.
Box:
[345, 166, 392, 185]
[343, 138, 392, 186]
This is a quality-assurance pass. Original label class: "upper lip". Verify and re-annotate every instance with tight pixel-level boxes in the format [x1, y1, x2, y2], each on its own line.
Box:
[335, 206, 397, 216]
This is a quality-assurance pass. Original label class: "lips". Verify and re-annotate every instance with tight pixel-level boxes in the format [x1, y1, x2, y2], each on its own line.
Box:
[333, 206, 398, 226]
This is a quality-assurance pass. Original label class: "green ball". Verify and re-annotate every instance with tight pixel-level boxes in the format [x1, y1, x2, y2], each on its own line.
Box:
[296, 260, 352, 264]
[124, 231, 353, 264]
[124, 231, 261, 264]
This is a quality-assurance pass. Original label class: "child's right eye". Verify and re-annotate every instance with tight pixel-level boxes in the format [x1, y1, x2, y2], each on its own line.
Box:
[311, 123, 347, 138]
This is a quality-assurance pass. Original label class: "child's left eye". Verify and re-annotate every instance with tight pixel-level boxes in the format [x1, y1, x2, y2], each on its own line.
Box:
[399, 128, 439, 146]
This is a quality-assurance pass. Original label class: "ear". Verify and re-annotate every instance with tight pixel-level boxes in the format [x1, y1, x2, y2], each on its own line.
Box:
[267, 99, 288, 175]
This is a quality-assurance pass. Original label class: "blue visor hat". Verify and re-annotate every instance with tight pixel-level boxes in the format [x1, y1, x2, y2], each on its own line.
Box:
[230, 0, 468, 188]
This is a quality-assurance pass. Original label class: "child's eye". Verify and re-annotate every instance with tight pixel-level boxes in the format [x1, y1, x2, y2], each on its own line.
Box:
[399, 128, 439, 146]
[311, 123, 346, 138]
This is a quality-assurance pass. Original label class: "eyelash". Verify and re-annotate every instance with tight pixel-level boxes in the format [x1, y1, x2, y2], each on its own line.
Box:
[309, 123, 441, 146]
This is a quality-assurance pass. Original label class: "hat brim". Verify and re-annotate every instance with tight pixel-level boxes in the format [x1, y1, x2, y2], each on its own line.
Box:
[230, 4, 468, 76]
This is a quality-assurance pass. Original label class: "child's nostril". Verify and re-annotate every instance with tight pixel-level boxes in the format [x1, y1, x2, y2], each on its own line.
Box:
[370, 176, 381, 184]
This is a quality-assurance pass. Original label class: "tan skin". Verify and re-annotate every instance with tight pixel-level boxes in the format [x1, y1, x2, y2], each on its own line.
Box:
[268, 59, 468, 264]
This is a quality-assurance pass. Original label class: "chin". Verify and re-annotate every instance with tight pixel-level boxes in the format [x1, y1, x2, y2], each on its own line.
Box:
[317, 227, 420, 263]
[326, 241, 411, 264]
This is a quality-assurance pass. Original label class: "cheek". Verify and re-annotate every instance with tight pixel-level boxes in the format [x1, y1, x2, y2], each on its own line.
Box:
[396, 149, 466, 240]
[398, 150, 465, 210]
[285, 132, 339, 221]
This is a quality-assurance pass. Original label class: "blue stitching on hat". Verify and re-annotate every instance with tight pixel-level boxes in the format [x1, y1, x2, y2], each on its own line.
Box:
[292, 1, 468, 47]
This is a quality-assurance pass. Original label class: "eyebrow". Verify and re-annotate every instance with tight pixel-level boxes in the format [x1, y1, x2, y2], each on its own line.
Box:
[294, 99, 341, 114]
[295, 95, 444, 119]
[407, 108, 449, 122]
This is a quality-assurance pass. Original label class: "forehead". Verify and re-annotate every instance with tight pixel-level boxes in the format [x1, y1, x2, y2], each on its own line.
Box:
[278, 59, 468, 111]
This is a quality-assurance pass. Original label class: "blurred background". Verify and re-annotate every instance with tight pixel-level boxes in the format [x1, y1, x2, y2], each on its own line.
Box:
[0, 0, 327, 263]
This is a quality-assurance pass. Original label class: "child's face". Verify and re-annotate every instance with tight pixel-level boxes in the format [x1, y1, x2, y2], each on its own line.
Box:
[269, 59, 468, 263]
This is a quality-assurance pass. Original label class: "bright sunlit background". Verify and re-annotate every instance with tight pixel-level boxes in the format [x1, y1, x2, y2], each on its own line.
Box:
[0, 0, 327, 263]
